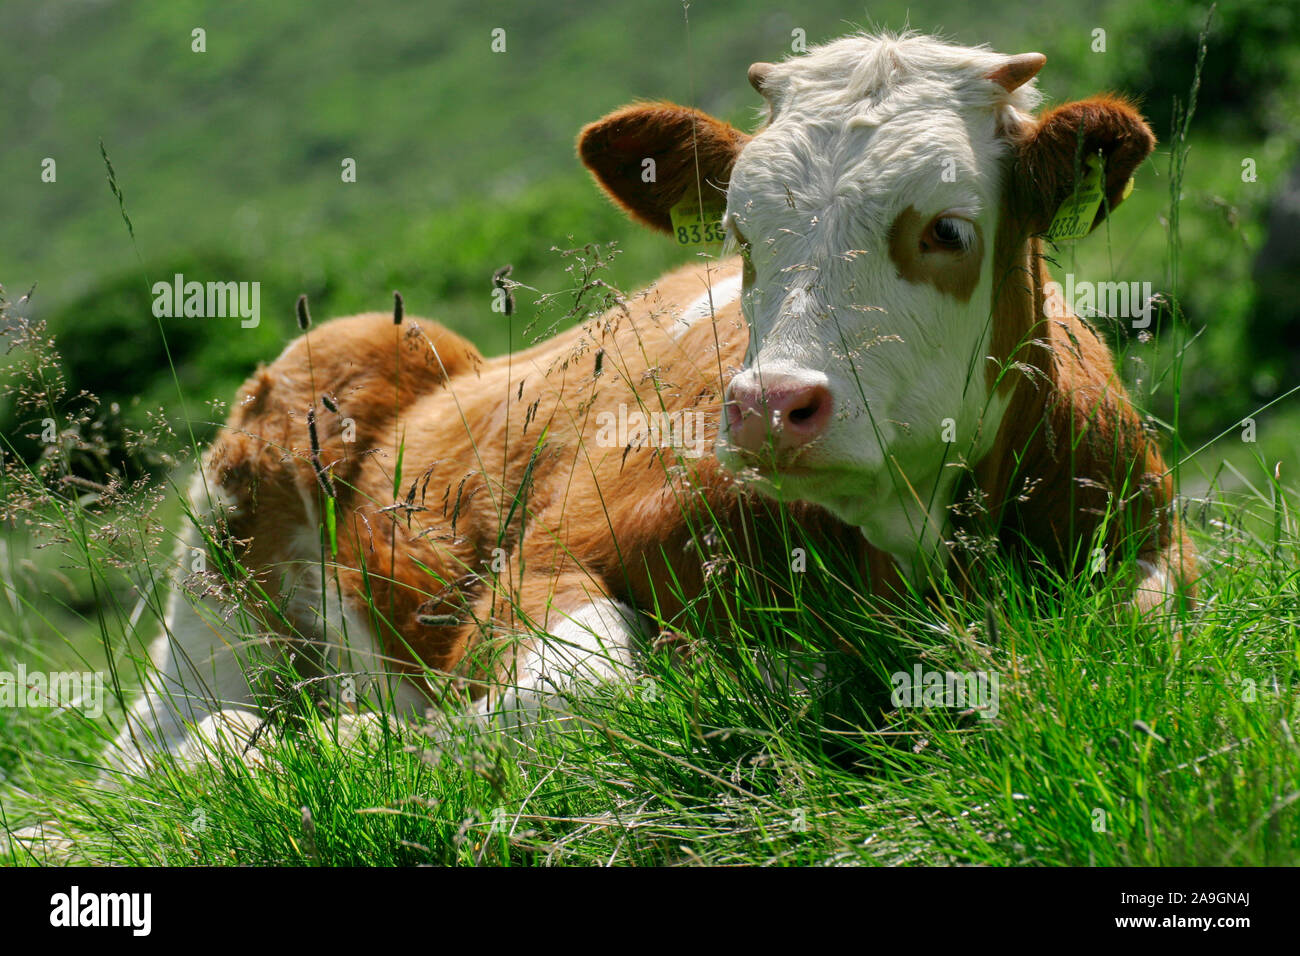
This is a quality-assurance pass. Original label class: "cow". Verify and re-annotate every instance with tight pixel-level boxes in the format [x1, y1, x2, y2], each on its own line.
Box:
[105, 31, 1194, 776]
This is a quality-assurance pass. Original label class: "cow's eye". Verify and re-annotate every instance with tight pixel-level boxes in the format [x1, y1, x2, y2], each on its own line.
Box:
[923, 216, 976, 253]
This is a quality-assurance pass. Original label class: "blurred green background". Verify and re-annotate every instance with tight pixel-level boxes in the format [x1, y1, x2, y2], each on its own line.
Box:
[1, 0, 1298, 639]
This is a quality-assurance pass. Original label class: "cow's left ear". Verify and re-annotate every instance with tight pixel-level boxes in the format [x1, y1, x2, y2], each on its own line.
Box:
[578, 101, 750, 234]
[1012, 95, 1156, 237]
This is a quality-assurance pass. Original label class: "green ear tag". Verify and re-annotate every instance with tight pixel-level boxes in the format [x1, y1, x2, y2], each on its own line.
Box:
[669, 194, 727, 247]
[1046, 154, 1107, 242]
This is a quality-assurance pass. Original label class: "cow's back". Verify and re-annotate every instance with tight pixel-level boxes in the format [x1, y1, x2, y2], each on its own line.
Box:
[197, 260, 872, 694]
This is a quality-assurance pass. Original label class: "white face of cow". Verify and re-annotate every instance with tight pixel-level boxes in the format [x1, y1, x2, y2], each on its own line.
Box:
[713, 35, 1043, 569]
[580, 32, 1152, 577]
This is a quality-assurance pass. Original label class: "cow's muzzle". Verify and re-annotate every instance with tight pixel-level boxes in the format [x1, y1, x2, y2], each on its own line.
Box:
[723, 370, 833, 460]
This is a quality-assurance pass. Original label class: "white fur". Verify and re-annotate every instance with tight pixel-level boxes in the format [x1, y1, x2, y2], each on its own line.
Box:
[1134, 557, 1175, 611]
[103, 471, 426, 778]
[673, 273, 743, 339]
[104, 473, 270, 776]
[478, 598, 642, 731]
[716, 33, 1037, 575]
[276, 525, 428, 716]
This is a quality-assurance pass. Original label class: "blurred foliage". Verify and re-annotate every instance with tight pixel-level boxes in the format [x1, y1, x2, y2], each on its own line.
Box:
[1109, 0, 1300, 140]
[0, 0, 1296, 489]
[1251, 162, 1300, 382]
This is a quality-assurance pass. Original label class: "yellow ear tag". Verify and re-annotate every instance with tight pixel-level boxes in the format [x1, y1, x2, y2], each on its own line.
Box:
[1046, 154, 1107, 242]
[669, 194, 728, 248]
[1121, 176, 1135, 201]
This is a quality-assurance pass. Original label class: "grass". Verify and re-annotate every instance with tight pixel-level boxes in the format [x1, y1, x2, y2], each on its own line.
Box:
[1, 461, 1297, 866]
[2, 2, 1299, 867]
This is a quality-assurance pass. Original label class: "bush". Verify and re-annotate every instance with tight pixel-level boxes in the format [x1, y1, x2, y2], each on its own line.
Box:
[1109, 0, 1300, 139]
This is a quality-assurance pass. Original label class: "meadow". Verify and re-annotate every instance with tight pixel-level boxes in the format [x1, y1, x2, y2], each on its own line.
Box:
[1, 0, 1297, 865]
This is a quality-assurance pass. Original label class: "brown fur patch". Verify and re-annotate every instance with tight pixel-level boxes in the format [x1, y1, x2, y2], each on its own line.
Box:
[986, 200, 1037, 397]
[973, 232, 1194, 593]
[887, 206, 984, 303]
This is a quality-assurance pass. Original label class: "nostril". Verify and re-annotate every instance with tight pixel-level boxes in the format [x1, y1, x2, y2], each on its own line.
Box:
[784, 386, 831, 433]
[726, 400, 744, 432]
[788, 396, 822, 425]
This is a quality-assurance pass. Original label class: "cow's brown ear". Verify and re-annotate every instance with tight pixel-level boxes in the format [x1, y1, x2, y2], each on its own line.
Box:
[1012, 95, 1156, 237]
[578, 101, 749, 233]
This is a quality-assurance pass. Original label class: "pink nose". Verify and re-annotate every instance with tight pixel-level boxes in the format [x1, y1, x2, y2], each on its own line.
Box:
[725, 376, 833, 456]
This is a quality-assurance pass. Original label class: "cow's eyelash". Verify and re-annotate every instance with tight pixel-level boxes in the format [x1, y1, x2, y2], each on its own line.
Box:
[945, 219, 977, 251]
[927, 216, 978, 253]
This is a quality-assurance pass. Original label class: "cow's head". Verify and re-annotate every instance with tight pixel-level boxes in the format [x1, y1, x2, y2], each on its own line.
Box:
[579, 33, 1154, 572]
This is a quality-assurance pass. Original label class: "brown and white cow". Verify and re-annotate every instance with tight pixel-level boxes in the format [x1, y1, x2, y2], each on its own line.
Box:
[108, 32, 1193, 773]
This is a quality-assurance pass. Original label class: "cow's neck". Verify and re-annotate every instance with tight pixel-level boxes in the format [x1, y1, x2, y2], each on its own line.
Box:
[854, 468, 964, 585]
[973, 221, 1063, 535]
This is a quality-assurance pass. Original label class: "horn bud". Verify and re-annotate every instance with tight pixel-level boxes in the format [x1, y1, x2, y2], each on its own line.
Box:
[986, 52, 1046, 92]
[748, 61, 776, 94]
